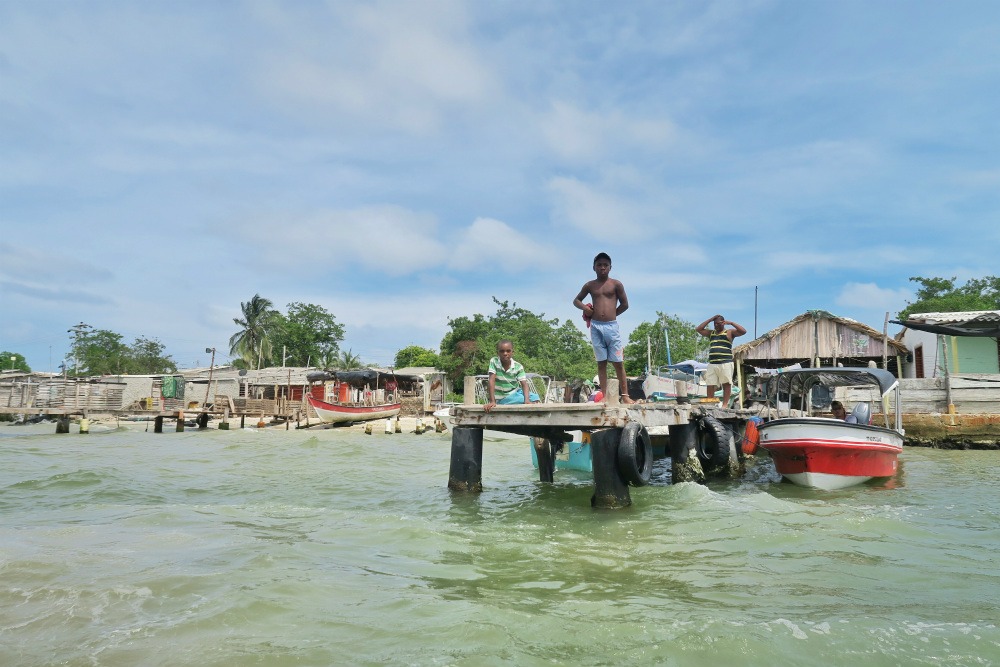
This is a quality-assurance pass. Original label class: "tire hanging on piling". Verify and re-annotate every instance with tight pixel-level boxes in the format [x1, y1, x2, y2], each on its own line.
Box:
[696, 415, 735, 470]
[617, 421, 653, 487]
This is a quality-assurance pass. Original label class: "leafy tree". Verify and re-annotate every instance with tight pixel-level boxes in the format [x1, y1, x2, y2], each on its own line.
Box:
[437, 297, 593, 387]
[128, 337, 177, 374]
[438, 313, 491, 382]
[394, 345, 439, 368]
[899, 276, 1000, 320]
[229, 294, 281, 369]
[1, 351, 30, 373]
[74, 329, 132, 375]
[270, 302, 345, 367]
[623, 313, 704, 376]
[545, 320, 596, 382]
[63, 326, 175, 376]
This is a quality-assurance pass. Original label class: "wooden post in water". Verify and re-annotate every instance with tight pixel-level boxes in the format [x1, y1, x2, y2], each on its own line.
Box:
[448, 426, 484, 492]
[176, 410, 185, 432]
[154, 416, 164, 433]
[591, 428, 630, 508]
[534, 438, 555, 482]
[219, 407, 230, 430]
[56, 416, 70, 434]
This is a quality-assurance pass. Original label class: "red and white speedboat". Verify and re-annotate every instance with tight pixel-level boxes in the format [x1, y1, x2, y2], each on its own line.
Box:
[758, 368, 904, 490]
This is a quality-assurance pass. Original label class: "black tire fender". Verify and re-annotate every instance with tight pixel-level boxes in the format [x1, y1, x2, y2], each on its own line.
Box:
[697, 415, 734, 469]
[617, 422, 653, 487]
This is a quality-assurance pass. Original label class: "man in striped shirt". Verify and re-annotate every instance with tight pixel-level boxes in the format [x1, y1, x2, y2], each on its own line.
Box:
[696, 314, 747, 406]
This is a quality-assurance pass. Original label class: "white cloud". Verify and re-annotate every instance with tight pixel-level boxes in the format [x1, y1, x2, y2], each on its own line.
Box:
[255, 0, 497, 133]
[539, 101, 676, 163]
[547, 176, 647, 239]
[233, 206, 446, 275]
[447, 217, 549, 272]
[835, 282, 913, 315]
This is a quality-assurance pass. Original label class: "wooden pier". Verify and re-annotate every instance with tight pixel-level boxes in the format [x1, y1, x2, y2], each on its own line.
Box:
[447, 380, 754, 509]
[0, 405, 315, 432]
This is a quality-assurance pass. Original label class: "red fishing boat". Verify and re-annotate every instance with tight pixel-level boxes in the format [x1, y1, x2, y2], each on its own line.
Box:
[305, 369, 402, 425]
[758, 367, 904, 490]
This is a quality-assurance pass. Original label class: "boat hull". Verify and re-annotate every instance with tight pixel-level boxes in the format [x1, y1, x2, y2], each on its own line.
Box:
[306, 395, 401, 424]
[530, 436, 592, 472]
[759, 418, 903, 490]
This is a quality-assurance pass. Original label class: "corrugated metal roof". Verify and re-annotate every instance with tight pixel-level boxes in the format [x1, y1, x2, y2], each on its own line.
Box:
[909, 310, 1000, 323]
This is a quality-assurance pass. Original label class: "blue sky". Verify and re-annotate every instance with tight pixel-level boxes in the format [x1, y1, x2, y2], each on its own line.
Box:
[2, 1, 999, 373]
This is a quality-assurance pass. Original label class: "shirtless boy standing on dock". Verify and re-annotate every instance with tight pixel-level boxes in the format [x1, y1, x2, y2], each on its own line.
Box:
[573, 252, 634, 404]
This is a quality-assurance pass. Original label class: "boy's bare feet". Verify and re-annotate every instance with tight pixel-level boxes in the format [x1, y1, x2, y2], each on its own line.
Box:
[621, 395, 636, 404]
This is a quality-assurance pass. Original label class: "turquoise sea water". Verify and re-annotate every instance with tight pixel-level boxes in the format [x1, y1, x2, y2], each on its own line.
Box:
[2, 421, 999, 666]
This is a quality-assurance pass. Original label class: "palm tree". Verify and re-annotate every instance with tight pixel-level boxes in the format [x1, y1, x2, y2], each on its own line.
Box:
[229, 294, 280, 369]
[316, 349, 339, 370]
[336, 348, 364, 370]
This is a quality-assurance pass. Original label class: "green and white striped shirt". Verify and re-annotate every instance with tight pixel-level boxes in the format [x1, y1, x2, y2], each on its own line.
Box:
[488, 356, 527, 397]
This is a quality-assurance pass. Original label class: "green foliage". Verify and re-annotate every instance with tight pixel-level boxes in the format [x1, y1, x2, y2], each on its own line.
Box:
[270, 302, 345, 367]
[0, 352, 30, 373]
[67, 330, 176, 376]
[75, 329, 130, 375]
[127, 337, 177, 374]
[438, 313, 490, 382]
[899, 276, 1000, 320]
[334, 349, 364, 370]
[437, 297, 593, 387]
[229, 294, 281, 369]
[623, 312, 703, 376]
[394, 345, 439, 369]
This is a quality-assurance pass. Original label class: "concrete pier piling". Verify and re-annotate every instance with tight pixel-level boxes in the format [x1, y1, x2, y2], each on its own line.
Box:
[591, 428, 631, 508]
[448, 427, 484, 492]
[668, 422, 705, 484]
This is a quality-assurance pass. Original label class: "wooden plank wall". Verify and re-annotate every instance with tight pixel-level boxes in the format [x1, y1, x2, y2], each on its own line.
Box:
[29, 380, 125, 411]
[843, 374, 1000, 414]
[1, 381, 37, 408]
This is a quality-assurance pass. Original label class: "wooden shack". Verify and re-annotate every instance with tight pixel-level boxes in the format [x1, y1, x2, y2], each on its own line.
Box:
[735, 310, 908, 370]
[732, 310, 910, 407]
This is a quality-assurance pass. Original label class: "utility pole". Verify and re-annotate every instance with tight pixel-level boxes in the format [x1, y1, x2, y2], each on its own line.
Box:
[203, 347, 216, 408]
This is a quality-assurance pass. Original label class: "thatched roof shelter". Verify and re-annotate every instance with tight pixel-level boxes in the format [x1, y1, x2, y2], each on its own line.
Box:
[734, 310, 909, 370]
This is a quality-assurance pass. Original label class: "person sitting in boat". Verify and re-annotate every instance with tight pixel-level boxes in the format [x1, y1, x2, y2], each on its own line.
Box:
[831, 400, 859, 424]
[484, 339, 540, 413]
[588, 375, 604, 402]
